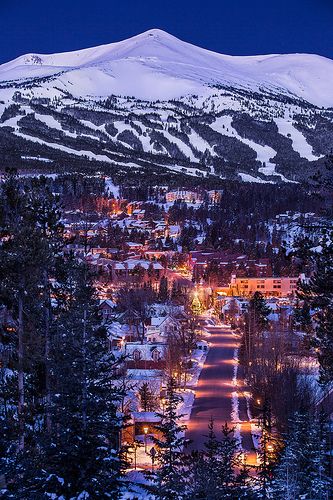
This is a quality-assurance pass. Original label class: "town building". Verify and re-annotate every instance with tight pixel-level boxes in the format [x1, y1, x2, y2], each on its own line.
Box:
[227, 274, 308, 297]
[165, 190, 202, 204]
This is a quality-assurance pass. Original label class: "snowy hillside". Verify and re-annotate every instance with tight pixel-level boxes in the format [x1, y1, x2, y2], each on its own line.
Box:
[2, 29, 333, 106]
[0, 29, 332, 182]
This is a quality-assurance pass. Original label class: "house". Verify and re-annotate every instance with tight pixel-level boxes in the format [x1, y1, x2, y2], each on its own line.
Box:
[107, 322, 129, 349]
[153, 222, 167, 238]
[196, 339, 209, 351]
[106, 259, 166, 284]
[125, 242, 145, 253]
[132, 412, 162, 438]
[191, 251, 273, 282]
[145, 325, 164, 343]
[144, 249, 175, 261]
[150, 315, 180, 338]
[215, 296, 248, 320]
[124, 412, 163, 446]
[207, 190, 223, 203]
[99, 299, 116, 322]
[123, 341, 167, 369]
[224, 297, 248, 314]
[132, 209, 146, 220]
[167, 224, 181, 239]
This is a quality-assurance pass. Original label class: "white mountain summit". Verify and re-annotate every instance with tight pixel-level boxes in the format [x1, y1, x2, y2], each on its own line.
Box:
[1, 29, 333, 106]
[0, 30, 332, 183]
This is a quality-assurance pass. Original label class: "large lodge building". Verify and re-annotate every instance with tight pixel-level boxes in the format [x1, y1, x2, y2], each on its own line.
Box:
[215, 274, 308, 298]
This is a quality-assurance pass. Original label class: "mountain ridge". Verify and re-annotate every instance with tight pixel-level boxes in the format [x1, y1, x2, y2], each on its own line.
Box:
[0, 29, 332, 184]
[1, 29, 333, 106]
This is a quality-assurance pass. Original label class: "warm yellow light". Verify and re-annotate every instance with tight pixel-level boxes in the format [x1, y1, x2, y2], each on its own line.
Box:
[143, 427, 148, 435]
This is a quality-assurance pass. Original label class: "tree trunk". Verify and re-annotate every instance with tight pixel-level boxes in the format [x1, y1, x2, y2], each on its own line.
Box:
[18, 289, 25, 451]
[44, 270, 52, 433]
[82, 307, 88, 431]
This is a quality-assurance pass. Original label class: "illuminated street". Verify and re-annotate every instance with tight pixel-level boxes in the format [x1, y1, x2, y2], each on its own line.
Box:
[186, 323, 256, 463]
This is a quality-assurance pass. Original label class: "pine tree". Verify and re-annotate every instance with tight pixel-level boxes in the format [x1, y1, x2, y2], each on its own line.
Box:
[242, 291, 270, 363]
[187, 419, 252, 499]
[0, 174, 127, 498]
[185, 450, 208, 499]
[40, 259, 127, 498]
[0, 172, 59, 456]
[298, 238, 333, 384]
[218, 422, 245, 496]
[152, 377, 188, 499]
[139, 382, 157, 412]
[270, 410, 332, 499]
[158, 276, 169, 302]
[191, 292, 202, 316]
[256, 398, 282, 499]
[201, 417, 221, 497]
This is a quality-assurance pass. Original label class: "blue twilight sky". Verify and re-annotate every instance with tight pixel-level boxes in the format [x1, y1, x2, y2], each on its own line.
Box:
[0, 0, 332, 64]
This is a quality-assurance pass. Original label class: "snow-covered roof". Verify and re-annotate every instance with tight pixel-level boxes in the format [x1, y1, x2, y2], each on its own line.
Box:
[126, 241, 144, 247]
[107, 322, 129, 339]
[150, 315, 177, 327]
[124, 342, 167, 358]
[120, 259, 164, 270]
[131, 412, 161, 422]
[99, 299, 116, 309]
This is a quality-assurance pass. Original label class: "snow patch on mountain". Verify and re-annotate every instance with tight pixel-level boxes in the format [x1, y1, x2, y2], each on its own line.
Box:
[274, 118, 322, 161]
[1, 29, 333, 106]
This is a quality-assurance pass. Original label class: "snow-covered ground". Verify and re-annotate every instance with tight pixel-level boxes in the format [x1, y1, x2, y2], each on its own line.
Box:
[231, 346, 242, 449]
[2, 29, 333, 107]
[274, 118, 322, 161]
[105, 177, 120, 198]
[211, 115, 279, 178]
[122, 470, 155, 499]
[0, 29, 332, 185]
[238, 173, 274, 184]
[187, 343, 210, 387]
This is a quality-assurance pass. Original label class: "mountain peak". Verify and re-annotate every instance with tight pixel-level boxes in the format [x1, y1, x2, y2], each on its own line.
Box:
[139, 28, 174, 39]
[1, 29, 333, 106]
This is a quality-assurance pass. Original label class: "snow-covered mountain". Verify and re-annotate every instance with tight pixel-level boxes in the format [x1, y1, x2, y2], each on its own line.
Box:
[0, 29, 332, 183]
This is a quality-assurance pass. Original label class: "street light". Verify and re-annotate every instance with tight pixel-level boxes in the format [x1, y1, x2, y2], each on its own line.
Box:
[143, 427, 149, 453]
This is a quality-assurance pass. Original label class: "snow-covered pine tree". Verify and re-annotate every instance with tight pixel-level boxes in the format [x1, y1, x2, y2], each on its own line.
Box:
[0, 173, 128, 498]
[242, 291, 270, 363]
[270, 410, 332, 499]
[39, 258, 128, 498]
[269, 414, 302, 499]
[187, 419, 252, 499]
[217, 422, 248, 497]
[158, 276, 169, 302]
[185, 450, 208, 499]
[152, 377, 188, 499]
[0, 171, 64, 482]
[187, 417, 221, 498]
[297, 238, 333, 384]
[256, 397, 282, 499]
[139, 382, 157, 412]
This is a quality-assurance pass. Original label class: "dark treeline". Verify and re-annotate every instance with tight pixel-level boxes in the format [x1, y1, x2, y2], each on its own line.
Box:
[0, 170, 127, 497]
